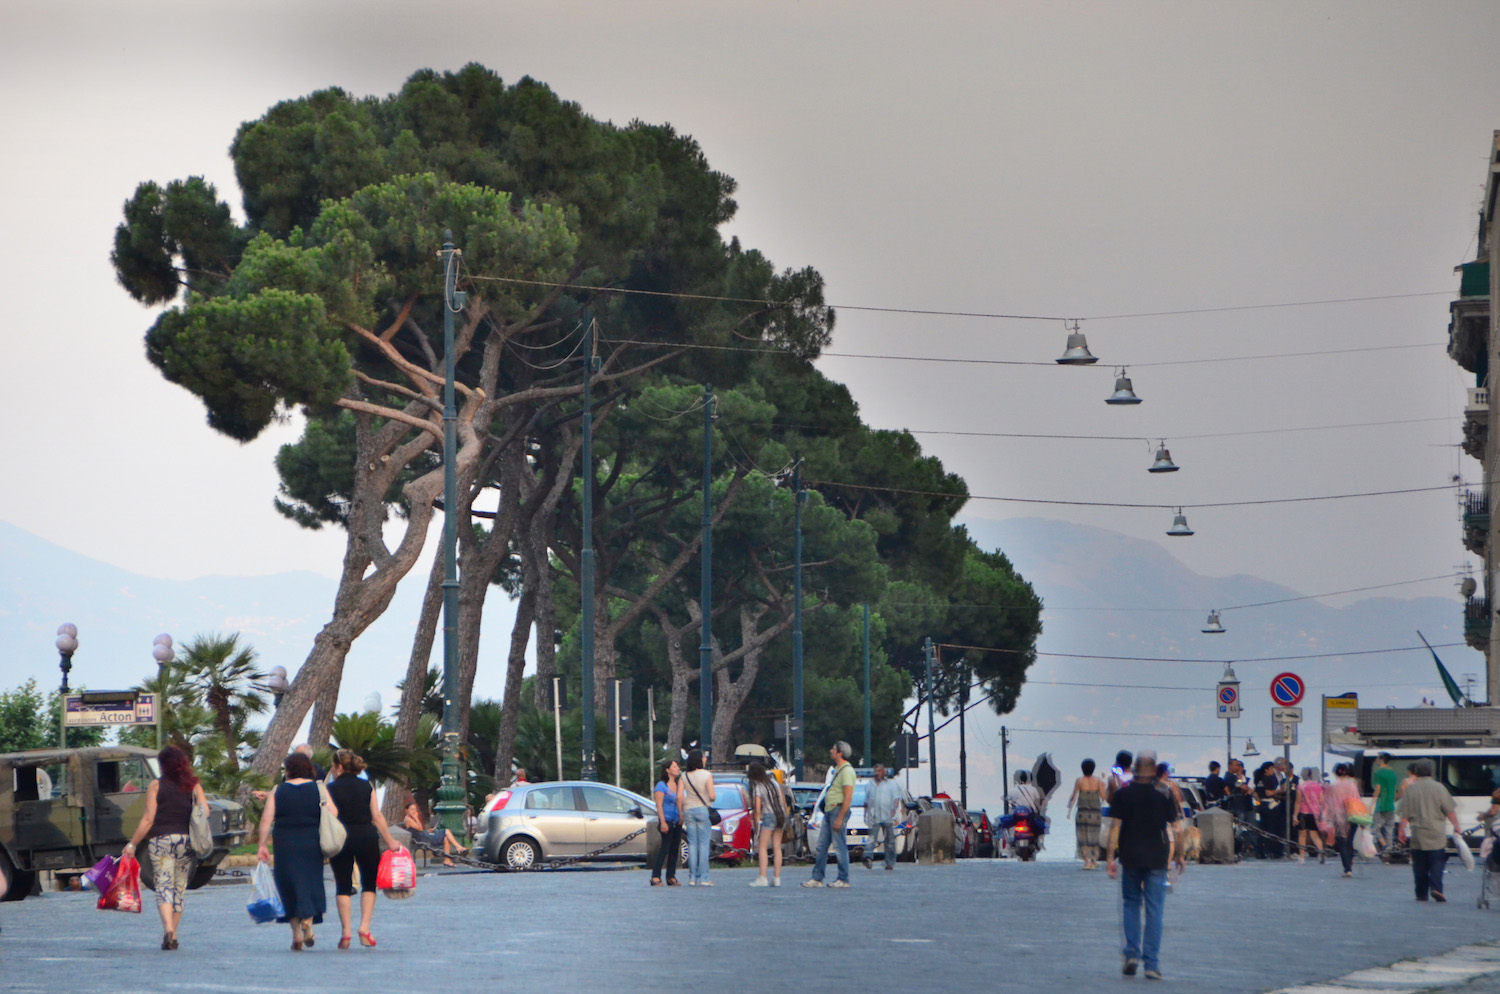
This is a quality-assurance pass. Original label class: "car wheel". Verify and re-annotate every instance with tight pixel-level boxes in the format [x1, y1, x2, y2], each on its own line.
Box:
[503, 837, 541, 869]
[0, 852, 34, 902]
[137, 854, 155, 891]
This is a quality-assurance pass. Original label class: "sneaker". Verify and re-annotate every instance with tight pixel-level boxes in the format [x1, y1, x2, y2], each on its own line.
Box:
[699, 880, 713, 887]
[771, 877, 781, 887]
[688, 881, 698, 887]
[1122, 958, 1139, 976]
[885, 865, 894, 871]
[862, 856, 873, 869]
[802, 880, 824, 888]
[749, 877, 769, 887]
[1342, 871, 1353, 878]
[1433, 890, 1447, 903]
[1145, 969, 1163, 980]
[829, 880, 850, 889]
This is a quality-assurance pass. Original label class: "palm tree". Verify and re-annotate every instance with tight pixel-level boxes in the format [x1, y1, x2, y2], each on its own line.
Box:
[177, 634, 269, 771]
[330, 711, 412, 784]
[124, 665, 211, 751]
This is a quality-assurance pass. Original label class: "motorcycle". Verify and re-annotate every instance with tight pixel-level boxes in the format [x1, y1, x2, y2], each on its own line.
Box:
[999, 806, 1047, 861]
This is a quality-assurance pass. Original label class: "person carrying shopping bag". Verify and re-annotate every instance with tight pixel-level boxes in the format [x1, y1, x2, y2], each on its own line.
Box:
[327, 750, 402, 948]
[123, 745, 210, 951]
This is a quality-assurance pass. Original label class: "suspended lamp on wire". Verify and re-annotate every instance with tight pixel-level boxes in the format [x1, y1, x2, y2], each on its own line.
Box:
[1055, 320, 1098, 365]
[1201, 610, 1226, 634]
[1166, 508, 1194, 536]
[1104, 367, 1142, 405]
[1242, 738, 1259, 757]
[1147, 440, 1179, 473]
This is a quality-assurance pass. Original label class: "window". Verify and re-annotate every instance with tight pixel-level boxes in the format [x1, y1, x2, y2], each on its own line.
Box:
[580, 786, 637, 814]
[98, 758, 152, 794]
[711, 785, 747, 811]
[525, 786, 578, 811]
[1440, 756, 1500, 797]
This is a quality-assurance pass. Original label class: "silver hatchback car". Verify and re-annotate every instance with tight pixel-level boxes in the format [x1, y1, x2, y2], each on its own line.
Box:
[477, 781, 659, 869]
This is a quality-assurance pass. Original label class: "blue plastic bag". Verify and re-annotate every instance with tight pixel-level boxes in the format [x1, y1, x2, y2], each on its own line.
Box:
[247, 862, 283, 924]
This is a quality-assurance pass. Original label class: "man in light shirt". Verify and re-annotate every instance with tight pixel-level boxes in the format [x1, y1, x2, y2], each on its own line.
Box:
[863, 764, 903, 871]
[1397, 758, 1460, 902]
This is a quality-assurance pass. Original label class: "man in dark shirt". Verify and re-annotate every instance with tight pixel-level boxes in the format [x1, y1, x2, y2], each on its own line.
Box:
[1106, 752, 1182, 981]
[1204, 762, 1226, 804]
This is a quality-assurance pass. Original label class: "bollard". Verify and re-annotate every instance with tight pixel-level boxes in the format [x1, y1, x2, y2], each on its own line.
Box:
[1195, 807, 1234, 863]
[915, 810, 955, 864]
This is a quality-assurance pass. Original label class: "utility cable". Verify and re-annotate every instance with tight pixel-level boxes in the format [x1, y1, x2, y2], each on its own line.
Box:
[935, 640, 1469, 664]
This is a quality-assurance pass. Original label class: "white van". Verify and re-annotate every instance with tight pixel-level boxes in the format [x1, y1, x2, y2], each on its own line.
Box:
[1349, 748, 1500, 829]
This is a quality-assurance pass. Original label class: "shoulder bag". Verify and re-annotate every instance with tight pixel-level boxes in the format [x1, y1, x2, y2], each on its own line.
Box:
[316, 781, 348, 857]
[686, 773, 721, 825]
[188, 802, 213, 859]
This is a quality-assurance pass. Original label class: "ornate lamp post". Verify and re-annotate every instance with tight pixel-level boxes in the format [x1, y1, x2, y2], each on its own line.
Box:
[262, 666, 290, 708]
[55, 623, 78, 748]
[152, 634, 174, 750]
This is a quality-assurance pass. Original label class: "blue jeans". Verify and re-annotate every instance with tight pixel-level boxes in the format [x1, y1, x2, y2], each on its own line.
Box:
[1412, 848, 1448, 899]
[812, 810, 850, 882]
[1120, 867, 1167, 971]
[684, 807, 712, 883]
[869, 820, 897, 868]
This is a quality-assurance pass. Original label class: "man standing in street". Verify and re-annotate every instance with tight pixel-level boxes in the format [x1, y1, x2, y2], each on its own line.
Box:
[1204, 761, 1226, 807]
[863, 763, 902, 871]
[806, 741, 857, 888]
[1371, 753, 1399, 851]
[1397, 759, 1460, 902]
[1107, 752, 1182, 981]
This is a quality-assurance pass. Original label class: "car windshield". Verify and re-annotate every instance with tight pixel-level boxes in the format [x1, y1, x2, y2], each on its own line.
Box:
[712, 785, 747, 810]
[1441, 756, 1500, 796]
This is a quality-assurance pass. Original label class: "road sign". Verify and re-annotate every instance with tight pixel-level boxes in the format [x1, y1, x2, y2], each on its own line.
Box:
[1216, 681, 1240, 719]
[1270, 672, 1305, 707]
[1323, 692, 1358, 737]
[1272, 721, 1299, 746]
[1272, 706, 1302, 724]
[64, 691, 156, 727]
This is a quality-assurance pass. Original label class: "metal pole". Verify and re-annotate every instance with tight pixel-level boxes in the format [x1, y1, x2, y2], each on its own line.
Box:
[792, 457, 806, 779]
[435, 232, 466, 833]
[862, 604, 871, 765]
[1227, 717, 1232, 770]
[647, 686, 655, 791]
[580, 320, 598, 781]
[959, 667, 969, 810]
[614, 680, 623, 787]
[699, 385, 714, 762]
[1284, 741, 1294, 848]
[1000, 725, 1010, 814]
[553, 676, 564, 782]
[784, 713, 792, 771]
[924, 637, 937, 797]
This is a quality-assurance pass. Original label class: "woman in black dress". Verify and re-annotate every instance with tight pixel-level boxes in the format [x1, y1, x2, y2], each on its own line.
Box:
[327, 749, 400, 948]
[257, 752, 335, 950]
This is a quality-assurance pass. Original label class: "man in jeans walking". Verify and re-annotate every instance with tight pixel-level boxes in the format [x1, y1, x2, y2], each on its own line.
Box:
[805, 741, 857, 888]
[1371, 753, 1399, 851]
[1106, 752, 1182, 980]
[1397, 759, 1460, 902]
[863, 764, 902, 870]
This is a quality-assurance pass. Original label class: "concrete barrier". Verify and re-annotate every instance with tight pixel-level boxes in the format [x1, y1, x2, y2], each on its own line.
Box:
[1195, 807, 1234, 864]
[915, 810, 955, 864]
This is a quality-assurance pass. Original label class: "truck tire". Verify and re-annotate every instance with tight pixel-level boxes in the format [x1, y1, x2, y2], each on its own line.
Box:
[0, 852, 34, 902]
[140, 853, 223, 891]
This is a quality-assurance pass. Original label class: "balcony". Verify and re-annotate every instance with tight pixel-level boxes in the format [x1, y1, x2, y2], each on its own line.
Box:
[1465, 596, 1491, 650]
[1450, 298, 1490, 375]
[1463, 490, 1490, 555]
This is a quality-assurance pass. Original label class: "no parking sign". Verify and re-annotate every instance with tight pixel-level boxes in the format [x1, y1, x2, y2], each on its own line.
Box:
[1216, 680, 1240, 718]
[1270, 672, 1305, 707]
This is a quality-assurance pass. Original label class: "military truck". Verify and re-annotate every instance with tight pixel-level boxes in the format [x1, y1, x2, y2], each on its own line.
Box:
[0, 745, 249, 901]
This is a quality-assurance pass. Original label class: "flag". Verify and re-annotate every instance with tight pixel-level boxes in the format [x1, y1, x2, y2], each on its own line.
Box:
[1416, 631, 1470, 707]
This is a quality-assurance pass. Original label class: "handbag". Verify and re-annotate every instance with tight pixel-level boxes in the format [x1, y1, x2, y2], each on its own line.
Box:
[316, 781, 347, 858]
[189, 804, 213, 859]
[685, 774, 721, 825]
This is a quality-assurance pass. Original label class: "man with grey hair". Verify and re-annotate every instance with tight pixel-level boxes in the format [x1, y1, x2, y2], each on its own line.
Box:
[1106, 751, 1181, 980]
[1397, 758, 1460, 902]
[863, 763, 902, 871]
[805, 741, 856, 888]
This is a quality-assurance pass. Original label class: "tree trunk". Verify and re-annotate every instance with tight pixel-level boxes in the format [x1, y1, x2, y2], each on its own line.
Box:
[711, 605, 770, 759]
[493, 586, 536, 785]
[384, 547, 445, 823]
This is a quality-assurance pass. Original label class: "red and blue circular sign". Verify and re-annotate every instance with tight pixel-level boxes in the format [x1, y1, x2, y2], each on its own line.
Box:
[1270, 672, 1304, 706]
[1218, 685, 1238, 706]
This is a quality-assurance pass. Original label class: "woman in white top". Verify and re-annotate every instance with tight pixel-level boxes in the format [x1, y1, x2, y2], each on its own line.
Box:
[678, 750, 716, 885]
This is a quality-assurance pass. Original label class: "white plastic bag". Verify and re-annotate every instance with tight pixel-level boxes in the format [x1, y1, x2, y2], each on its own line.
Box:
[247, 862, 284, 923]
[1354, 826, 1377, 859]
[1452, 829, 1476, 870]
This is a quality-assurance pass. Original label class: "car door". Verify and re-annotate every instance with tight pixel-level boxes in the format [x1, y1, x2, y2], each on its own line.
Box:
[520, 785, 587, 856]
[579, 786, 649, 856]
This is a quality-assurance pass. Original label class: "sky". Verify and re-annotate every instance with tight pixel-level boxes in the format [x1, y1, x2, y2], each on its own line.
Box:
[2, 2, 1499, 794]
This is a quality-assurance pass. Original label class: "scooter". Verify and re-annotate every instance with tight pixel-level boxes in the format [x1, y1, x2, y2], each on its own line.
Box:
[999, 807, 1046, 861]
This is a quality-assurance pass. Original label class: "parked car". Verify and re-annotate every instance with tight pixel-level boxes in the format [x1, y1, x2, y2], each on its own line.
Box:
[476, 781, 663, 869]
[0, 746, 248, 901]
[807, 775, 918, 862]
[967, 809, 995, 858]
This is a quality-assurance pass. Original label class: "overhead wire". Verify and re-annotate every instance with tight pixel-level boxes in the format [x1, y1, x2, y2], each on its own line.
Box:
[935, 639, 1470, 664]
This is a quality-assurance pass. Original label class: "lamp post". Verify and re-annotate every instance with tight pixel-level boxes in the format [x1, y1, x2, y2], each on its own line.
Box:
[55, 624, 78, 748]
[792, 457, 806, 779]
[262, 666, 290, 708]
[152, 634, 174, 750]
[435, 232, 469, 831]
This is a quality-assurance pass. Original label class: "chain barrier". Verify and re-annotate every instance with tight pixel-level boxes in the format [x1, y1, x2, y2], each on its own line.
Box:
[410, 825, 651, 872]
[1219, 812, 1482, 863]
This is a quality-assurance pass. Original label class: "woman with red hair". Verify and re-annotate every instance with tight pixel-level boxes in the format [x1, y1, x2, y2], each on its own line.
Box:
[125, 746, 209, 950]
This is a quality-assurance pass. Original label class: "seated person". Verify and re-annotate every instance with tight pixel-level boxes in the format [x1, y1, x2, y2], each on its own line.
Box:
[402, 795, 468, 866]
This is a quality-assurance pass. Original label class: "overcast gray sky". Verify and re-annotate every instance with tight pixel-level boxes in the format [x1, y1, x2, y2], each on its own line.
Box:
[3, 4, 1497, 721]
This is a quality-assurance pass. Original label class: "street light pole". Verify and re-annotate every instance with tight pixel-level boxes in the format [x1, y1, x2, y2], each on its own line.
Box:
[924, 636, 937, 797]
[862, 604, 871, 765]
[435, 232, 468, 833]
[55, 624, 77, 749]
[792, 456, 806, 779]
[579, 319, 599, 782]
[152, 634, 174, 750]
[698, 385, 714, 761]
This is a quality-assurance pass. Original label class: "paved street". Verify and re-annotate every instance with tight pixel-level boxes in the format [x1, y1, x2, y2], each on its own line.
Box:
[4, 857, 1500, 992]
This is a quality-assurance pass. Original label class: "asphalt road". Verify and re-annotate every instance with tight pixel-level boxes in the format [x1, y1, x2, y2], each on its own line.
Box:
[4, 857, 1500, 992]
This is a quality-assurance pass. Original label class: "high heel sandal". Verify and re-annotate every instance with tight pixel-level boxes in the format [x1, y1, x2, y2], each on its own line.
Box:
[358, 931, 376, 948]
[302, 923, 316, 948]
[338, 936, 352, 950]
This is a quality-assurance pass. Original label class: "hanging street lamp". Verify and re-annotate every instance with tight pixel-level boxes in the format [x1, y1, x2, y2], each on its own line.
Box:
[1104, 368, 1142, 405]
[1201, 610, 1226, 634]
[1055, 320, 1098, 365]
[1148, 441, 1179, 473]
[1166, 508, 1194, 536]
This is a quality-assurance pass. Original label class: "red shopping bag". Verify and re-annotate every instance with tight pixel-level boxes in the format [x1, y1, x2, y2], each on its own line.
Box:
[98, 853, 142, 913]
[377, 846, 417, 896]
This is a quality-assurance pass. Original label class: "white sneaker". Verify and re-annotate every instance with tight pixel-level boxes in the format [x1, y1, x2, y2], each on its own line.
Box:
[829, 880, 851, 889]
[771, 877, 781, 887]
[749, 877, 769, 887]
[802, 880, 824, 888]
[688, 881, 698, 886]
[699, 880, 713, 886]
